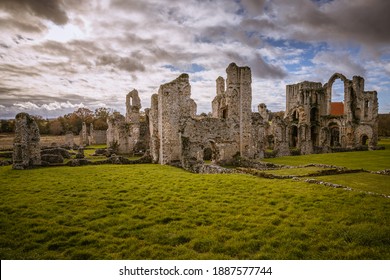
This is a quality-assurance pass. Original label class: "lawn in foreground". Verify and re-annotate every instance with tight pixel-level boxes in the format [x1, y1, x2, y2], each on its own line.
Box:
[1, 164, 389, 260]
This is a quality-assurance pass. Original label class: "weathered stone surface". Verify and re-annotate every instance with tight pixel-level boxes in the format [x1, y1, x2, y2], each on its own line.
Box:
[41, 147, 71, 159]
[79, 122, 89, 146]
[106, 89, 149, 155]
[109, 63, 379, 172]
[12, 112, 41, 169]
[285, 73, 378, 155]
[66, 158, 91, 166]
[149, 73, 196, 164]
[75, 147, 85, 159]
[92, 148, 107, 156]
[0, 160, 12, 166]
[64, 131, 74, 147]
[41, 154, 64, 164]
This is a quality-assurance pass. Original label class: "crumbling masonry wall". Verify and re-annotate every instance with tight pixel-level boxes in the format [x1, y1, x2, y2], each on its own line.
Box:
[106, 89, 149, 155]
[149, 74, 197, 164]
[117, 63, 378, 168]
[13, 112, 41, 169]
[285, 73, 378, 154]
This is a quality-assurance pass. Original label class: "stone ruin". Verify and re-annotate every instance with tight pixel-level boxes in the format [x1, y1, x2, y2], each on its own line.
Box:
[12, 63, 379, 171]
[106, 89, 149, 155]
[79, 122, 107, 146]
[109, 62, 378, 170]
[285, 73, 378, 154]
[12, 113, 41, 169]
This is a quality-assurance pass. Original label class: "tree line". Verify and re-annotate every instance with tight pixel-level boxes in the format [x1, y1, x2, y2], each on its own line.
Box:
[0, 107, 118, 135]
[1, 109, 390, 137]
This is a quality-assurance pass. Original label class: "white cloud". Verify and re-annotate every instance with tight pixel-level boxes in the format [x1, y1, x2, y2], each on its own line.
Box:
[0, 0, 389, 117]
[13, 102, 40, 110]
[13, 101, 84, 111]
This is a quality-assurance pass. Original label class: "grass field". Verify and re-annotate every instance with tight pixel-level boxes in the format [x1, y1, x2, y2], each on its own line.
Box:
[262, 138, 390, 172]
[1, 163, 390, 260]
[0, 133, 81, 151]
[1, 138, 389, 259]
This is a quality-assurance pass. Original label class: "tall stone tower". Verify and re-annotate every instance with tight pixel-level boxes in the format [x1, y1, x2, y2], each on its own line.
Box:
[212, 63, 252, 157]
[13, 113, 41, 169]
[149, 74, 197, 164]
[126, 89, 141, 123]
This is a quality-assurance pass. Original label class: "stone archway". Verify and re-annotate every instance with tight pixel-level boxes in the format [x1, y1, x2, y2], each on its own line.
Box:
[325, 73, 349, 116]
[204, 140, 220, 163]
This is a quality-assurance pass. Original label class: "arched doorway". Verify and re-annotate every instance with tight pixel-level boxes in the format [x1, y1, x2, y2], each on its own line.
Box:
[204, 140, 220, 163]
[361, 134, 369, 146]
[203, 147, 212, 161]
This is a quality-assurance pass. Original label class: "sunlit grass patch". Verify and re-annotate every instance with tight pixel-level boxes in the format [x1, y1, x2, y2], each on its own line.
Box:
[311, 173, 390, 196]
[1, 164, 390, 260]
[262, 167, 334, 176]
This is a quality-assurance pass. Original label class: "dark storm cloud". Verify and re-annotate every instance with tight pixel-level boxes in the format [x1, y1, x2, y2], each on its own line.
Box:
[269, 0, 390, 50]
[96, 55, 146, 73]
[240, 0, 266, 15]
[0, 0, 69, 25]
[0, 17, 43, 33]
[226, 52, 286, 79]
[0, 90, 98, 108]
[0, 86, 21, 95]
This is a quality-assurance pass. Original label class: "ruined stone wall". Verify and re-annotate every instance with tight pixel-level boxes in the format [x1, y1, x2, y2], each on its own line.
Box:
[149, 94, 160, 162]
[151, 73, 196, 164]
[106, 89, 146, 155]
[106, 115, 142, 155]
[79, 122, 89, 146]
[285, 73, 378, 154]
[211, 63, 253, 158]
[180, 117, 240, 165]
[109, 66, 379, 169]
[64, 131, 74, 147]
[126, 89, 141, 123]
[13, 112, 41, 169]
[91, 130, 107, 145]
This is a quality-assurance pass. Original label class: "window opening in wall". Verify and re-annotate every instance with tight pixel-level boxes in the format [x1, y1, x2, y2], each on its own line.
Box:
[222, 108, 228, 119]
[311, 126, 318, 146]
[290, 126, 298, 148]
[330, 79, 345, 116]
[331, 79, 344, 102]
[310, 107, 319, 122]
[364, 100, 370, 118]
[292, 110, 299, 122]
[330, 125, 340, 147]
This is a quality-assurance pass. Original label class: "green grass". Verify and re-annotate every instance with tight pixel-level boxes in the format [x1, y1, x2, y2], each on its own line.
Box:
[262, 139, 390, 171]
[1, 164, 390, 260]
[262, 167, 334, 176]
[311, 173, 390, 196]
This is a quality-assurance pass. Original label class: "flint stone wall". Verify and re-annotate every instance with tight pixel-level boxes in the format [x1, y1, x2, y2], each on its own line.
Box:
[12, 112, 41, 169]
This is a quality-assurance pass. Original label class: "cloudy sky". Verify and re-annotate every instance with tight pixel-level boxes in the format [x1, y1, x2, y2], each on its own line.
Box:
[1, 0, 389, 119]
